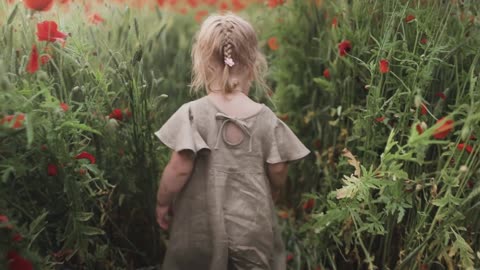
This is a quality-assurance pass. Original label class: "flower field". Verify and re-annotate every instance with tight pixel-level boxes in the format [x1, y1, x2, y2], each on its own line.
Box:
[1, 0, 480, 269]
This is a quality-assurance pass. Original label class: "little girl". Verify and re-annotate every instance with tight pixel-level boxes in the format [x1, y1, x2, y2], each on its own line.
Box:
[155, 13, 309, 270]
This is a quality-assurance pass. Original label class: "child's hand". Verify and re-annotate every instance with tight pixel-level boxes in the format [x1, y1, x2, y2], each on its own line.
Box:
[156, 204, 170, 230]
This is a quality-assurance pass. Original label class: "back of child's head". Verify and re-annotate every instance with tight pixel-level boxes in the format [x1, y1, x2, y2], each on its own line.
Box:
[191, 12, 268, 94]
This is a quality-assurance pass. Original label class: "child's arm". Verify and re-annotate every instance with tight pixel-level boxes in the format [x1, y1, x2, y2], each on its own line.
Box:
[267, 162, 289, 203]
[156, 150, 194, 230]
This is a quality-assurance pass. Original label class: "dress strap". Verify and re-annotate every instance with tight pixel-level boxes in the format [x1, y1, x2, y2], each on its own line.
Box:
[214, 112, 253, 152]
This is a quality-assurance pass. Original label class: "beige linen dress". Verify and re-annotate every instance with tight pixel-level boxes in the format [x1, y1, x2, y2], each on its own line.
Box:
[154, 96, 310, 270]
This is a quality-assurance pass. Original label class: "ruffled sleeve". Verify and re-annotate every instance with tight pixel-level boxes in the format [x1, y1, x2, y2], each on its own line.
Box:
[154, 104, 210, 154]
[266, 118, 310, 164]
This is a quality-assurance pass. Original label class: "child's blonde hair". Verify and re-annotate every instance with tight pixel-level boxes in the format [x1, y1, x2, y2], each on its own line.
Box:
[191, 13, 268, 94]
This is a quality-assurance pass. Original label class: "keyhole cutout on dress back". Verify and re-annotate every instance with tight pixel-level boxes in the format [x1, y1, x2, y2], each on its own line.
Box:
[223, 122, 245, 146]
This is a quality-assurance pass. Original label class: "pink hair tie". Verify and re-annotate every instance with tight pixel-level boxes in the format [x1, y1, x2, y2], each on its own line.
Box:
[224, 57, 235, 67]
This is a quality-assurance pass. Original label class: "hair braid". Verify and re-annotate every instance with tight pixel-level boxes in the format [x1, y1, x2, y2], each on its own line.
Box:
[221, 18, 237, 93]
[222, 19, 235, 67]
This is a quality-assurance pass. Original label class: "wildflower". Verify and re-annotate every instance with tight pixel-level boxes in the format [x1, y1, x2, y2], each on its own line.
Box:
[26, 45, 39, 74]
[331, 17, 338, 27]
[338, 40, 352, 56]
[23, 0, 53, 11]
[416, 122, 427, 135]
[41, 144, 48, 151]
[204, 0, 217, 5]
[420, 103, 428, 115]
[405, 14, 415, 23]
[89, 13, 105, 25]
[0, 215, 13, 229]
[36, 21, 68, 43]
[219, 2, 228, 10]
[47, 164, 58, 176]
[268, 0, 285, 8]
[302, 198, 315, 211]
[375, 116, 385, 123]
[433, 117, 454, 139]
[379, 59, 389, 73]
[323, 68, 330, 79]
[187, 0, 198, 7]
[286, 253, 294, 262]
[6, 251, 33, 270]
[12, 233, 23, 242]
[195, 10, 209, 23]
[420, 38, 428, 44]
[108, 109, 123, 121]
[457, 143, 473, 154]
[60, 102, 69, 112]
[435, 92, 446, 100]
[1, 114, 25, 129]
[40, 54, 51, 65]
[75, 151, 96, 164]
[232, 0, 245, 11]
[268, 37, 279, 51]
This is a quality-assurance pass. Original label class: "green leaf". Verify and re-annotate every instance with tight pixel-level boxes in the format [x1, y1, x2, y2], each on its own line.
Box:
[59, 121, 102, 135]
[81, 226, 105, 236]
[25, 113, 34, 148]
[75, 212, 94, 222]
[7, 4, 18, 25]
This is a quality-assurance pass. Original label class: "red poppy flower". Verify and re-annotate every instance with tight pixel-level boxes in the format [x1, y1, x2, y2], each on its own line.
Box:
[0, 215, 8, 223]
[204, 0, 217, 5]
[187, 0, 198, 7]
[457, 143, 473, 154]
[416, 123, 424, 135]
[26, 45, 39, 74]
[286, 253, 294, 262]
[36, 21, 67, 43]
[302, 198, 315, 210]
[219, 2, 228, 10]
[7, 251, 33, 270]
[232, 0, 245, 10]
[405, 14, 415, 23]
[23, 0, 54, 11]
[195, 10, 209, 23]
[420, 38, 428, 45]
[420, 103, 428, 115]
[109, 109, 123, 121]
[156, 0, 166, 6]
[89, 13, 105, 25]
[60, 102, 69, 112]
[375, 116, 385, 123]
[338, 40, 351, 56]
[433, 117, 454, 139]
[40, 54, 51, 65]
[75, 151, 96, 164]
[1, 114, 25, 129]
[435, 92, 446, 100]
[47, 164, 58, 176]
[0, 215, 13, 229]
[268, 37, 279, 51]
[12, 233, 23, 242]
[268, 0, 285, 8]
[331, 17, 338, 27]
[379, 59, 389, 73]
[323, 68, 330, 79]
